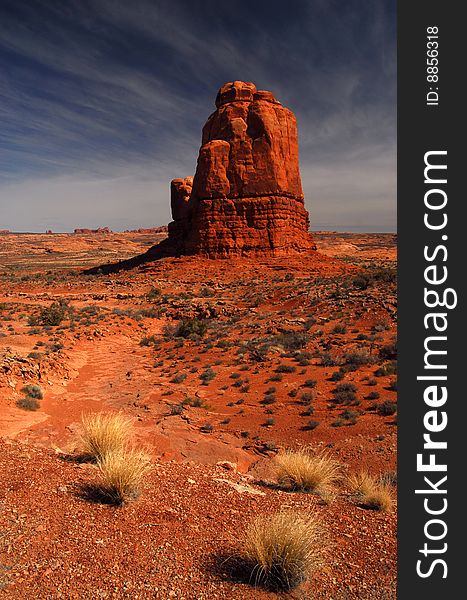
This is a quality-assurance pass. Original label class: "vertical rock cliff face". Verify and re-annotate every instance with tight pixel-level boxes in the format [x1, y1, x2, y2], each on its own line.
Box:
[169, 81, 315, 257]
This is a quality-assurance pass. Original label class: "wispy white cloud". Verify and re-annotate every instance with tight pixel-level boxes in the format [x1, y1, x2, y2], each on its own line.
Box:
[0, 0, 396, 231]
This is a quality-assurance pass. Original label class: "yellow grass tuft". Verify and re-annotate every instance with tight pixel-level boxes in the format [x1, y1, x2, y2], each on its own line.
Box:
[275, 448, 341, 493]
[242, 510, 325, 590]
[78, 411, 133, 461]
[348, 469, 394, 512]
[96, 448, 150, 505]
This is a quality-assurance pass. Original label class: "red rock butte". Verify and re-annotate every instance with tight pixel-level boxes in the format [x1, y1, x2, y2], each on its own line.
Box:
[168, 81, 316, 257]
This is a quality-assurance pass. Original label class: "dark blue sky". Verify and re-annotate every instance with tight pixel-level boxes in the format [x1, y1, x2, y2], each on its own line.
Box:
[0, 0, 396, 232]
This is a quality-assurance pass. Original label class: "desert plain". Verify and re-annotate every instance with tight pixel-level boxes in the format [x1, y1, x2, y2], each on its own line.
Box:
[0, 229, 397, 599]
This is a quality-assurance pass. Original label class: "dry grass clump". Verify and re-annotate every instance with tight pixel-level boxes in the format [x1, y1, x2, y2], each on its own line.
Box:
[348, 469, 394, 512]
[78, 411, 133, 461]
[242, 510, 325, 590]
[95, 449, 150, 505]
[275, 448, 341, 493]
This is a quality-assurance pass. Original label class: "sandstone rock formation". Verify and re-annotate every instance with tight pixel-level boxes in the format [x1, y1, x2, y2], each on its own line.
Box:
[168, 81, 315, 257]
[74, 227, 112, 234]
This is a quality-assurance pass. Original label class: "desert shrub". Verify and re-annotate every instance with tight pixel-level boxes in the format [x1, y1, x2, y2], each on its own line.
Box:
[333, 409, 359, 427]
[78, 412, 133, 461]
[320, 353, 337, 367]
[334, 382, 357, 393]
[139, 335, 159, 347]
[303, 379, 317, 389]
[375, 362, 397, 377]
[183, 397, 204, 408]
[95, 449, 150, 505]
[275, 448, 341, 493]
[300, 392, 314, 403]
[27, 351, 44, 360]
[38, 301, 69, 326]
[169, 403, 184, 416]
[241, 511, 325, 590]
[170, 372, 187, 384]
[263, 417, 275, 427]
[377, 400, 397, 416]
[269, 373, 283, 382]
[373, 267, 397, 283]
[137, 308, 160, 319]
[332, 323, 347, 334]
[16, 397, 40, 411]
[274, 331, 309, 351]
[146, 287, 161, 301]
[380, 341, 397, 360]
[276, 364, 296, 374]
[47, 341, 64, 353]
[200, 423, 214, 433]
[246, 342, 271, 362]
[332, 382, 357, 405]
[303, 317, 317, 330]
[199, 367, 216, 383]
[305, 420, 319, 430]
[330, 370, 345, 382]
[175, 318, 207, 338]
[367, 391, 380, 400]
[345, 350, 374, 366]
[199, 286, 215, 297]
[388, 378, 397, 391]
[348, 470, 394, 512]
[352, 274, 372, 290]
[261, 394, 277, 405]
[332, 390, 357, 405]
[21, 384, 43, 399]
[352, 268, 396, 290]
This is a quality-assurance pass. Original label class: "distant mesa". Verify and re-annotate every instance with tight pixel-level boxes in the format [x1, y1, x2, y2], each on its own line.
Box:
[87, 81, 315, 273]
[74, 227, 112, 234]
[123, 226, 168, 234]
[0, 230, 11, 235]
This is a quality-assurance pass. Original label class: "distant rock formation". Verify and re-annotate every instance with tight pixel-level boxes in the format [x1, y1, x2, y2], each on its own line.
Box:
[74, 227, 112, 234]
[0, 230, 11, 235]
[85, 81, 315, 273]
[123, 226, 168, 234]
[168, 80, 315, 257]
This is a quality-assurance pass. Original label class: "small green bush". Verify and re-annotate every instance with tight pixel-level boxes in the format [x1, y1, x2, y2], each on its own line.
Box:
[377, 401, 397, 416]
[21, 384, 43, 399]
[175, 319, 207, 339]
[16, 398, 40, 411]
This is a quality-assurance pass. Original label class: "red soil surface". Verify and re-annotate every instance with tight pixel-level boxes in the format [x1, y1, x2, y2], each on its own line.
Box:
[0, 231, 397, 599]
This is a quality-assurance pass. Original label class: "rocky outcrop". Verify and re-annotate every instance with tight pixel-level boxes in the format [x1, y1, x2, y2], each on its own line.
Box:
[74, 227, 112, 234]
[124, 226, 168, 234]
[168, 81, 315, 257]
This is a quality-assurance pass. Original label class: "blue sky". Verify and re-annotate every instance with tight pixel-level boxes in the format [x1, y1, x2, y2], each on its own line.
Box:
[0, 0, 396, 232]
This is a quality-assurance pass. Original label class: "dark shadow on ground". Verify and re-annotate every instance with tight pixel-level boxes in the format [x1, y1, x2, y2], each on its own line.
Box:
[83, 238, 180, 275]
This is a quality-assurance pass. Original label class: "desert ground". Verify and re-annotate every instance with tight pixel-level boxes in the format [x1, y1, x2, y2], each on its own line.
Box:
[0, 230, 397, 599]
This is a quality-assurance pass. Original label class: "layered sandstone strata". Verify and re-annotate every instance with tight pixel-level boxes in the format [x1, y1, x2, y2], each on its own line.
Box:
[168, 81, 315, 257]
